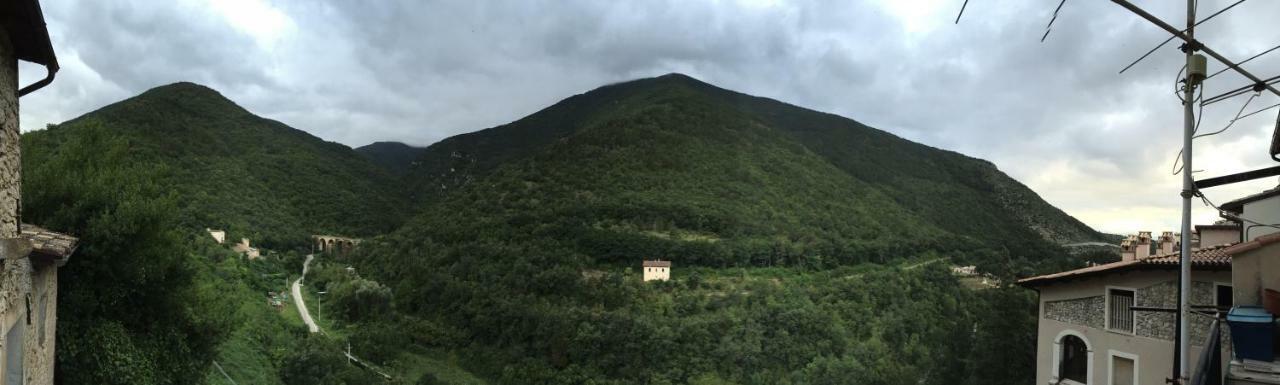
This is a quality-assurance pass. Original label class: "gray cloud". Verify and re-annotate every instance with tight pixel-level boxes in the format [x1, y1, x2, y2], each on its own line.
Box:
[16, 0, 1280, 233]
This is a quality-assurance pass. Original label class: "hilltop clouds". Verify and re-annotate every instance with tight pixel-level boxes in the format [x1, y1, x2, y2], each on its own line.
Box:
[16, 0, 1280, 233]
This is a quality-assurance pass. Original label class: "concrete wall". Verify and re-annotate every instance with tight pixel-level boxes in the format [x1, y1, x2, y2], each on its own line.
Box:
[643, 266, 669, 281]
[1034, 269, 1231, 385]
[1242, 197, 1280, 241]
[1231, 245, 1280, 307]
[1200, 229, 1240, 249]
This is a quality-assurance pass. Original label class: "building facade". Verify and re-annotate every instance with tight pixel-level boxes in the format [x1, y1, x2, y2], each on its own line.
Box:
[642, 260, 670, 281]
[1, 2, 76, 384]
[1020, 243, 1233, 385]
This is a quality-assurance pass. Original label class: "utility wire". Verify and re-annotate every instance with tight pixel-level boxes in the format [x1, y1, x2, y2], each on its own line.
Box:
[1202, 74, 1280, 106]
[1042, 0, 1068, 42]
[955, 0, 970, 24]
[1195, 92, 1258, 139]
[1173, 91, 1261, 175]
[1236, 102, 1280, 120]
[1206, 43, 1280, 80]
[1118, 0, 1246, 74]
[1196, 192, 1280, 232]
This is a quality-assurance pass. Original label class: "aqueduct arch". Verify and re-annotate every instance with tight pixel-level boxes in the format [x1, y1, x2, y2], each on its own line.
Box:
[313, 235, 361, 256]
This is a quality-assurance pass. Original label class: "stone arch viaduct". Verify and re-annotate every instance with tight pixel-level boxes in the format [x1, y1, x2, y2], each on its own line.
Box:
[313, 235, 360, 256]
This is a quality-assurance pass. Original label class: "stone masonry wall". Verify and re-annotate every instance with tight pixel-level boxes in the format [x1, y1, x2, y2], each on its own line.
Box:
[1046, 279, 1220, 346]
[0, 6, 19, 241]
[1135, 281, 1217, 345]
[1045, 295, 1105, 329]
[0, 27, 55, 385]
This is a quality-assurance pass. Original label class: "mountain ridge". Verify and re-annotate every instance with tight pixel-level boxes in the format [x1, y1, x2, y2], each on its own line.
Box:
[24, 81, 410, 246]
[400, 73, 1105, 248]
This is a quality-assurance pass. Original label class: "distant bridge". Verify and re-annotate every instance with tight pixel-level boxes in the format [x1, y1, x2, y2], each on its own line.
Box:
[313, 235, 361, 255]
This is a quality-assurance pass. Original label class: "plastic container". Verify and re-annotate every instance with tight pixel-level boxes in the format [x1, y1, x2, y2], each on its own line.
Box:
[1228, 306, 1276, 362]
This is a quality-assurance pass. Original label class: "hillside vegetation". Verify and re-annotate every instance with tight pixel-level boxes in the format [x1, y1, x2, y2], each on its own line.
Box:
[16, 75, 1112, 385]
[346, 74, 1107, 384]
[35, 82, 409, 247]
[20, 84, 412, 384]
[356, 141, 427, 177]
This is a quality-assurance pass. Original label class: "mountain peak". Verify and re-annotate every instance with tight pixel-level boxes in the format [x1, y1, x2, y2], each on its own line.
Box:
[139, 81, 229, 100]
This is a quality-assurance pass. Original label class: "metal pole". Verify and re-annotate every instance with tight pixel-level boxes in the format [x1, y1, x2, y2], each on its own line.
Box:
[1177, 0, 1195, 382]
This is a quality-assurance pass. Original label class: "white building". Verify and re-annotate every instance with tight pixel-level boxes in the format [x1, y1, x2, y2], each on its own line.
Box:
[642, 260, 670, 281]
[206, 228, 226, 244]
[1019, 230, 1233, 385]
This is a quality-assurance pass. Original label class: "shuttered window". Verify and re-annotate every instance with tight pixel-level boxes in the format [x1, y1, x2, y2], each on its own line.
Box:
[1108, 289, 1136, 333]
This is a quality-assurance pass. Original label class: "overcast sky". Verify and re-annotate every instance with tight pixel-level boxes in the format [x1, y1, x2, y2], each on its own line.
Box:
[16, 0, 1280, 235]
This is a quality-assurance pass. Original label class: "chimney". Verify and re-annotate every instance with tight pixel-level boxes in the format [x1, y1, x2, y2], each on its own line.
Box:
[1121, 236, 1136, 261]
[1158, 231, 1175, 255]
[1136, 231, 1152, 260]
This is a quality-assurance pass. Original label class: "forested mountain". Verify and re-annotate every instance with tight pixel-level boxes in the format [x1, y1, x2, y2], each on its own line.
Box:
[345, 74, 1110, 384]
[26, 82, 409, 247]
[356, 141, 426, 176]
[401, 73, 1105, 262]
[16, 76, 1112, 385]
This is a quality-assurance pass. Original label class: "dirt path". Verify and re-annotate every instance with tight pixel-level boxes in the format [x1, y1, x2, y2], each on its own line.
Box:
[292, 254, 319, 333]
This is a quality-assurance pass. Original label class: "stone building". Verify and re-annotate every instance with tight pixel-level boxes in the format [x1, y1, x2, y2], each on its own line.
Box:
[231, 238, 260, 260]
[642, 260, 670, 281]
[1, 1, 79, 384]
[1019, 232, 1233, 385]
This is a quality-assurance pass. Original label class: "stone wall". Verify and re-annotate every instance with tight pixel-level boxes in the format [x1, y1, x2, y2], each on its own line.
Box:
[1044, 295, 1105, 329]
[0, 10, 19, 241]
[1045, 279, 1220, 346]
[0, 27, 56, 385]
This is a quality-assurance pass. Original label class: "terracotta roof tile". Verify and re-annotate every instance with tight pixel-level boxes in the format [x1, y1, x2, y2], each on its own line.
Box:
[642, 260, 671, 267]
[1017, 245, 1231, 286]
[20, 224, 77, 266]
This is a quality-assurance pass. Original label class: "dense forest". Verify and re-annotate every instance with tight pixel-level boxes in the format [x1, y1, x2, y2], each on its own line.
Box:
[17, 75, 1114, 384]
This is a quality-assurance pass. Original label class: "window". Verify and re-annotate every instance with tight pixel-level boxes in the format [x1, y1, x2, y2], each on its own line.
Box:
[1110, 354, 1136, 385]
[1216, 284, 1233, 312]
[1107, 288, 1135, 333]
[1060, 335, 1088, 383]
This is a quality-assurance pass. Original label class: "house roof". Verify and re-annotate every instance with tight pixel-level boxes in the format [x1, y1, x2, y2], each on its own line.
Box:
[20, 224, 77, 266]
[1222, 232, 1280, 256]
[642, 260, 671, 267]
[1017, 245, 1232, 287]
[1219, 188, 1280, 214]
[0, 0, 57, 67]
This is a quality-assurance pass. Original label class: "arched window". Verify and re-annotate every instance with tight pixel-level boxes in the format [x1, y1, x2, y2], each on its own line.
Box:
[1060, 335, 1088, 383]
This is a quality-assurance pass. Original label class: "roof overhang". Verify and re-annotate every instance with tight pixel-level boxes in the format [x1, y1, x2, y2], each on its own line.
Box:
[0, 0, 58, 96]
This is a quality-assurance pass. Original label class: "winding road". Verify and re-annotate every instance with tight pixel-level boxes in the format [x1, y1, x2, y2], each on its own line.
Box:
[292, 254, 320, 333]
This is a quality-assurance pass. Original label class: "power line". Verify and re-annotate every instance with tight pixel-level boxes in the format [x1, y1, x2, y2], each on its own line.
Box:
[1236, 102, 1280, 120]
[1195, 92, 1258, 139]
[955, 0, 970, 24]
[1042, 0, 1068, 42]
[1118, 0, 1246, 74]
[1202, 74, 1280, 106]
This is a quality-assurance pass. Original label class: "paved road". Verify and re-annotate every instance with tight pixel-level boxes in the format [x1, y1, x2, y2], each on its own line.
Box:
[292, 254, 320, 333]
[1064, 242, 1120, 248]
